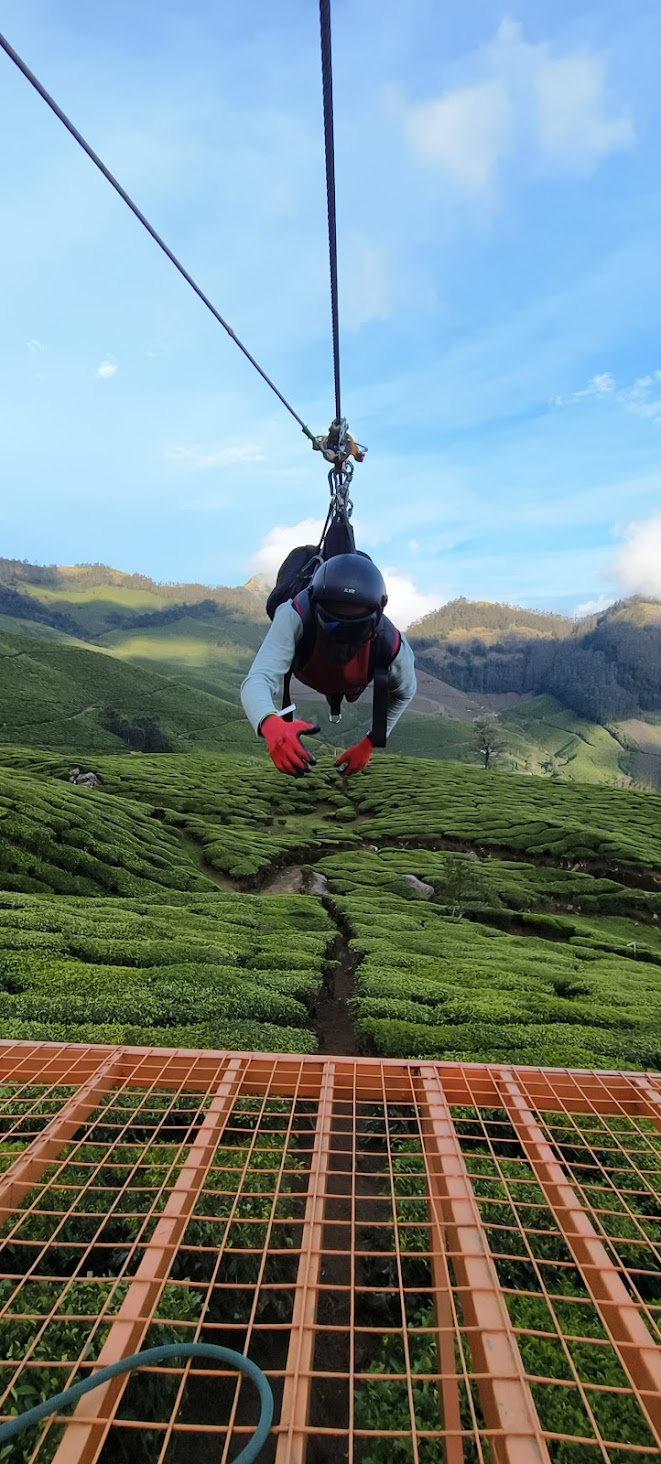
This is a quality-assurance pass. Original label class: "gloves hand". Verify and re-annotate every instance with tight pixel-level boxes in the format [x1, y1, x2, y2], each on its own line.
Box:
[262, 717, 320, 776]
[335, 735, 373, 776]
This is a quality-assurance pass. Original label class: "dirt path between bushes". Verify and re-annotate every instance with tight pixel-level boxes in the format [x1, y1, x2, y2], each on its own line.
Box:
[313, 905, 359, 1057]
[179, 821, 661, 1060]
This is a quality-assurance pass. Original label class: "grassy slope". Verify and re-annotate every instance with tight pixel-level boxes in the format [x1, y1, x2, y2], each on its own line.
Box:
[499, 695, 629, 783]
[101, 610, 259, 703]
[21, 571, 266, 643]
[385, 692, 629, 783]
[2, 747, 658, 1458]
[1, 562, 646, 783]
[0, 570, 268, 748]
[0, 757, 331, 1051]
[0, 619, 631, 779]
[0, 614, 94, 646]
[0, 628, 254, 754]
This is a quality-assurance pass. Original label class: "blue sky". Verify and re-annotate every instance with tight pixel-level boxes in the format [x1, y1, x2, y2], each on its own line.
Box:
[1, 0, 661, 624]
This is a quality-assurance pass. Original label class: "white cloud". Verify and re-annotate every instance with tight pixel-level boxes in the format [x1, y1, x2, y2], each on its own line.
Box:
[250, 525, 444, 629]
[574, 595, 613, 618]
[621, 372, 661, 423]
[383, 569, 443, 630]
[578, 372, 617, 399]
[166, 444, 266, 471]
[614, 512, 661, 597]
[557, 369, 661, 422]
[404, 18, 633, 194]
[95, 359, 118, 379]
[535, 51, 634, 173]
[26, 339, 42, 353]
[405, 78, 513, 194]
[554, 372, 616, 406]
[251, 519, 323, 583]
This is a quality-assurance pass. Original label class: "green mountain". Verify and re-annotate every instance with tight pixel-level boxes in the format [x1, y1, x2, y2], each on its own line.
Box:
[0, 557, 267, 716]
[410, 595, 661, 725]
[408, 596, 574, 641]
[0, 556, 265, 655]
[1, 559, 659, 785]
[0, 626, 254, 754]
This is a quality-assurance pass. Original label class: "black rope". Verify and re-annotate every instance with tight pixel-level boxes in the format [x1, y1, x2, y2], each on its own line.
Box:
[0, 30, 316, 442]
[319, 0, 341, 424]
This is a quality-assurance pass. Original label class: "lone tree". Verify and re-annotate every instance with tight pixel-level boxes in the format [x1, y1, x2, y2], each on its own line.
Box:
[474, 714, 501, 769]
[102, 708, 173, 753]
[436, 855, 488, 921]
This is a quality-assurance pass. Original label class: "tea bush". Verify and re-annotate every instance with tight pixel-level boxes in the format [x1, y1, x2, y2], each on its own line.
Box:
[0, 768, 213, 897]
[317, 848, 661, 1069]
[348, 756, 661, 869]
[0, 746, 660, 1067]
[356, 1104, 661, 1459]
[0, 890, 332, 1051]
[0, 1083, 218, 1462]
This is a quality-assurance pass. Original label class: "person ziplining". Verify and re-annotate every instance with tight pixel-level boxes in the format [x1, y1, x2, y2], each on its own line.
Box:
[241, 422, 416, 776]
[241, 548, 416, 778]
[240, 1, 416, 774]
[0, 2, 417, 781]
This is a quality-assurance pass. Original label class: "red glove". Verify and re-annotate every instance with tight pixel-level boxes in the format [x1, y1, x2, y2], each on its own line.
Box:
[261, 717, 320, 776]
[335, 735, 374, 776]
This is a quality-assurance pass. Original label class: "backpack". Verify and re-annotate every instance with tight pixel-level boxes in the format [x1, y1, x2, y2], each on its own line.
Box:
[265, 544, 322, 623]
[264, 505, 356, 622]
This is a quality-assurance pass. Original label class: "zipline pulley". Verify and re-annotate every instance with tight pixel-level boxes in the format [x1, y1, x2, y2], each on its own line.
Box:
[313, 416, 367, 519]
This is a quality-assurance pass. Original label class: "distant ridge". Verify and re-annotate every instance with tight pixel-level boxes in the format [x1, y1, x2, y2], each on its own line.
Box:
[409, 595, 661, 723]
[0, 559, 658, 785]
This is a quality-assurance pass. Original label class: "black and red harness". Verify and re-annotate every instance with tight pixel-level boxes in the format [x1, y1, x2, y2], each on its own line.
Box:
[282, 588, 401, 747]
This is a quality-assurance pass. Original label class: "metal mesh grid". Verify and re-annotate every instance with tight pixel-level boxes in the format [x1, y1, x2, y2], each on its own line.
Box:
[0, 1043, 659, 1464]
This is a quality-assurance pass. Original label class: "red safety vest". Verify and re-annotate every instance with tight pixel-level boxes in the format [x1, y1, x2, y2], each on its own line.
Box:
[293, 633, 373, 702]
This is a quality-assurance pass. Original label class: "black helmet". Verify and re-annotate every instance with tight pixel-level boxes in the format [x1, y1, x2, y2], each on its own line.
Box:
[310, 554, 387, 645]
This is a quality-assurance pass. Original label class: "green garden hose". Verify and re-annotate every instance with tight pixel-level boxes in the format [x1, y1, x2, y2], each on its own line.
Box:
[0, 1343, 273, 1463]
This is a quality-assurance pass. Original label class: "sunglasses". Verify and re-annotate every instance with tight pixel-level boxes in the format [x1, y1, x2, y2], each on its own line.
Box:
[315, 605, 378, 643]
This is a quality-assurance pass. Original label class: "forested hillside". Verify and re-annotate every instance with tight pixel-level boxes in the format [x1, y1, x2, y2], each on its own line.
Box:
[1, 559, 660, 785]
[408, 597, 574, 640]
[0, 558, 265, 651]
[411, 595, 661, 723]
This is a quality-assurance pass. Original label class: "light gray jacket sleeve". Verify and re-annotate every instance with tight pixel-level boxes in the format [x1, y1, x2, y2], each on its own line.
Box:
[240, 605, 417, 739]
[386, 633, 417, 736]
[240, 603, 304, 734]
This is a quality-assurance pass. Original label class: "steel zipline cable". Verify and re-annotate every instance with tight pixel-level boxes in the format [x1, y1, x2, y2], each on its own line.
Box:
[1, 0, 358, 484]
[0, 29, 317, 443]
[319, 0, 342, 425]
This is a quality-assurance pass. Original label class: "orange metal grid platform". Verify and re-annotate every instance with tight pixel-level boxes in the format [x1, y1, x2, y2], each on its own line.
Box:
[0, 1041, 660, 1463]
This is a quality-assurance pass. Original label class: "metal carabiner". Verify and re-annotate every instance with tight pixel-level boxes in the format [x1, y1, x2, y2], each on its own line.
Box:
[328, 463, 353, 517]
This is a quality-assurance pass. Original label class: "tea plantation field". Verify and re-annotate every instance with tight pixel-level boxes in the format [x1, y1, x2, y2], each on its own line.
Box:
[353, 757, 661, 868]
[317, 848, 661, 1068]
[0, 890, 329, 1053]
[0, 747, 660, 1066]
[0, 628, 255, 754]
